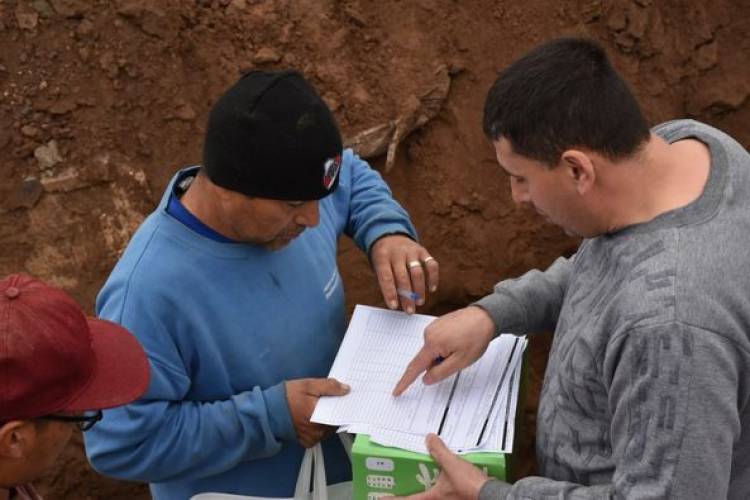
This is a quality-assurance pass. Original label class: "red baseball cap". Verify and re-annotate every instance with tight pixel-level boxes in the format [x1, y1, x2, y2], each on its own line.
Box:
[0, 273, 150, 421]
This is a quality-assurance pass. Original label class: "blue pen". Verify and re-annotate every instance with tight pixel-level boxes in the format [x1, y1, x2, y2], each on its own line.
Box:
[396, 288, 421, 301]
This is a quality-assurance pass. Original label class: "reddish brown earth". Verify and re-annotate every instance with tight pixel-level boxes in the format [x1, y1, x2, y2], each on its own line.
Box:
[1, 0, 748, 498]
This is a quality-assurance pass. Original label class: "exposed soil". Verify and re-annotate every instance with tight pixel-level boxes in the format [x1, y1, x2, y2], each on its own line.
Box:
[1, 0, 748, 498]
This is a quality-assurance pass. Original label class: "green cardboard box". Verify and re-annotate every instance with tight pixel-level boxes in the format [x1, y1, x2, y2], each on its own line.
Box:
[351, 434, 508, 499]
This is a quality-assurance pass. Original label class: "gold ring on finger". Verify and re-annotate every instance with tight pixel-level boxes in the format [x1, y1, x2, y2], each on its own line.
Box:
[407, 260, 422, 269]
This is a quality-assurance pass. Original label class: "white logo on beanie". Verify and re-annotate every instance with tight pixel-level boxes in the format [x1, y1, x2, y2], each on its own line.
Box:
[323, 154, 342, 190]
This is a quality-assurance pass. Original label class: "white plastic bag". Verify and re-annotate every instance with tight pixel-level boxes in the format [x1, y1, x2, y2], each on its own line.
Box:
[191, 434, 353, 500]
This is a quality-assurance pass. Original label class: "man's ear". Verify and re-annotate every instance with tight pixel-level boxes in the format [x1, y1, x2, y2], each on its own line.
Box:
[0, 421, 35, 460]
[560, 149, 596, 195]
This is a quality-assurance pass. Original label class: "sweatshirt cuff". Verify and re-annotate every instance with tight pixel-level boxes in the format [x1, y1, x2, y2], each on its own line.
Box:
[472, 289, 528, 336]
[363, 224, 418, 254]
[265, 381, 297, 443]
[479, 479, 512, 500]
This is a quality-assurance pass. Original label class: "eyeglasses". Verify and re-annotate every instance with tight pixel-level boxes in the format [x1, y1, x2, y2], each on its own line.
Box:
[38, 410, 103, 431]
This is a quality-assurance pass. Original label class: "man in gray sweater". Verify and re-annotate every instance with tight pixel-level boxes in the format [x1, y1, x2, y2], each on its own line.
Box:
[393, 37, 750, 500]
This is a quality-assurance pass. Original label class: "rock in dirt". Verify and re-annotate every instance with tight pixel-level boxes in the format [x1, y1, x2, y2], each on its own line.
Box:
[49, 0, 89, 18]
[21, 125, 39, 138]
[253, 48, 282, 64]
[49, 98, 79, 115]
[12, 177, 44, 209]
[34, 140, 64, 169]
[115, 0, 167, 38]
[15, 5, 39, 30]
[75, 18, 95, 38]
[226, 0, 246, 14]
[693, 41, 718, 71]
[0, 177, 44, 213]
[41, 168, 85, 192]
[173, 103, 196, 121]
[31, 0, 56, 19]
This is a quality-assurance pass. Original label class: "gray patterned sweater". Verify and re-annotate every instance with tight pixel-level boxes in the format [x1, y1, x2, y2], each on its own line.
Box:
[475, 120, 750, 500]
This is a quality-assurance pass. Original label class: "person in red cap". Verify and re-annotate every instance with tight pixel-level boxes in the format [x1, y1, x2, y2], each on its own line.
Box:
[0, 273, 149, 500]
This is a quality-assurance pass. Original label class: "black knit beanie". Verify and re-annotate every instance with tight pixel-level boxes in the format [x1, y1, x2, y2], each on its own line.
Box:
[202, 70, 343, 200]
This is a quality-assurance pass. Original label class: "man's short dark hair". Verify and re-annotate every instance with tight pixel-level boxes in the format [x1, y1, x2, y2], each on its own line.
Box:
[483, 37, 651, 166]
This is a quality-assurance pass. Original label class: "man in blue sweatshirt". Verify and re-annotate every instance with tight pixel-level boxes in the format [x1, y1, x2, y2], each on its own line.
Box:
[84, 70, 438, 499]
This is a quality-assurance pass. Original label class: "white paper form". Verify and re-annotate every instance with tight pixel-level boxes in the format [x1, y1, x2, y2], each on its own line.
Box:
[312, 305, 455, 433]
[471, 336, 527, 453]
[438, 335, 525, 449]
[312, 305, 527, 454]
[347, 336, 527, 455]
[498, 344, 525, 451]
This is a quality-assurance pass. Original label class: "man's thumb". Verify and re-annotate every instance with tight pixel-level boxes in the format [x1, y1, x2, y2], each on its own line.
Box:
[425, 433, 455, 469]
[315, 377, 351, 396]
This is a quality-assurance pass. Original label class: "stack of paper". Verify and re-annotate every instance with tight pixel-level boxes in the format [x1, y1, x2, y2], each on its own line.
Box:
[312, 305, 526, 455]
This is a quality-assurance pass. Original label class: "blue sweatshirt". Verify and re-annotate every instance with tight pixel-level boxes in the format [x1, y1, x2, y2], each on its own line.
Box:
[84, 150, 417, 499]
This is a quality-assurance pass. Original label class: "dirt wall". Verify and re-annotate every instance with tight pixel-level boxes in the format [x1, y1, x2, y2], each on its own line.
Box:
[1, 0, 748, 498]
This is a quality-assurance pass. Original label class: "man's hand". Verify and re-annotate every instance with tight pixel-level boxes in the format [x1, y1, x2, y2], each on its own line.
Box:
[393, 306, 495, 396]
[391, 434, 489, 500]
[370, 235, 439, 314]
[286, 378, 349, 448]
